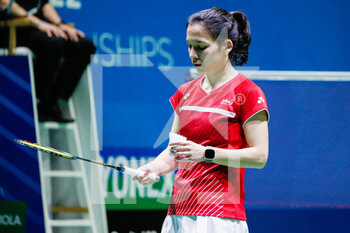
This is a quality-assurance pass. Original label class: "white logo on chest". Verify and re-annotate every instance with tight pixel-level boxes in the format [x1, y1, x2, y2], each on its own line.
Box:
[220, 98, 234, 105]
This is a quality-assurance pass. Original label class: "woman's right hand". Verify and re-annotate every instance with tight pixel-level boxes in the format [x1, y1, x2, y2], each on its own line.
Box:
[37, 21, 67, 39]
[133, 163, 160, 186]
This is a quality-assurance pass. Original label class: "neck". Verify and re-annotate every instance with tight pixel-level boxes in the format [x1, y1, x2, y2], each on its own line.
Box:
[205, 61, 238, 89]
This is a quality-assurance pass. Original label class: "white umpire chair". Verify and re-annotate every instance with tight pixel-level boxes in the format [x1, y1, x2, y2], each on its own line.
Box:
[0, 17, 108, 233]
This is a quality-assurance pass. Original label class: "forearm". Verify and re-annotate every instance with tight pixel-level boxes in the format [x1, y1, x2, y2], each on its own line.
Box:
[8, 2, 26, 17]
[7, 2, 42, 27]
[148, 147, 178, 175]
[42, 3, 61, 25]
[170, 113, 269, 169]
[212, 146, 268, 169]
[213, 113, 269, 169]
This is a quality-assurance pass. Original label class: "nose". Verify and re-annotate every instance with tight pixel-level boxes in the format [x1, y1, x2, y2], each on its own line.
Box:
[189, 47, 199, 59]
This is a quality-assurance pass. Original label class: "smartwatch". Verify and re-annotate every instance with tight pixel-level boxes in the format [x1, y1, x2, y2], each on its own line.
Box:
[204, 146, 215, 163]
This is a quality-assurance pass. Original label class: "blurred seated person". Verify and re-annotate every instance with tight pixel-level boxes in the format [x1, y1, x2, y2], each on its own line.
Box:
[0, 0, 96, 122]
[0, 0, 10, 17]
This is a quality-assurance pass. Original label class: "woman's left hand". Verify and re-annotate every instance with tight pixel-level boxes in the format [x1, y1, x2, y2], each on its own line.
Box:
[169, 140, 206, 162]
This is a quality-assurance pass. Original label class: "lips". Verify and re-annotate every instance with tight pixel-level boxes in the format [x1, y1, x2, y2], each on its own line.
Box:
[193, 64, 201, 67]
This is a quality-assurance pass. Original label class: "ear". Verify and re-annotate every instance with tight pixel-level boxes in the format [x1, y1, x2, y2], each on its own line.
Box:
[225, 39, 234, 54]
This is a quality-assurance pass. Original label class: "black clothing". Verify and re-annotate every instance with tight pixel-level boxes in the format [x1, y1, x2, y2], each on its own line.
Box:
[0, 0, 96, 121]
[15, 0, 47, 19]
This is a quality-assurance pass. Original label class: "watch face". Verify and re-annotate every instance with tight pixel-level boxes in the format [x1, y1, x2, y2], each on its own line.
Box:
[205, 148, 215, 159]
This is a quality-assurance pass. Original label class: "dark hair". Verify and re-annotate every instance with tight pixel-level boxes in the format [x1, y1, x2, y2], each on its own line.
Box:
[187, 8, 251, 66]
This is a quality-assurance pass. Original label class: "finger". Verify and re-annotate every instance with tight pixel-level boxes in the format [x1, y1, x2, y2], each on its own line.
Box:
[68, 28, 80, 40]
[169, 146, 177, 152]
[59, 29, 68, 40]
[135, 171, 147, 180]
[136, 179, 148, 185]
[173, 152, 191, 157]
[65, 31, 74, 41]
[135, 175, 144, 180]
[142, 169, 151, 175]
[77, 29, 85, 38]
[63, 29, 75, 41]
[44, 26, 53, 38]
[172, 146, 191, 152]
[138, 177, 156, 186]
[54, 26, 65, 39]
[141, 176, 158, 183]
[137, 169, 152, 179]
[141, 181, 153, 186]
[144, 172, 159, 180]
[71, 32, 79, 42]
[142, 177, 160, 185]
[52, 28, 61, 38]
[169, 141, 189, 147]
[46, 30, 52, 38]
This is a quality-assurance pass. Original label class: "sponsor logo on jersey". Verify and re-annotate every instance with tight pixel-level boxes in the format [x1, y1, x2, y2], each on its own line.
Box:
[184, 93, 190, 100]
[234, 93, 246, 105]
[220, 99, 234, 105]
[257, 97, 265, 104]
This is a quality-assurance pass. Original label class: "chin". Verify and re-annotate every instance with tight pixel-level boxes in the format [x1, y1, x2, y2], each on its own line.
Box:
[194, 66, 206, 74]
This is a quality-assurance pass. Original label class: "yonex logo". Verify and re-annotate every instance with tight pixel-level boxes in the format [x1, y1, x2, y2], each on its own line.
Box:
[257, 97, 265, 104]
[184, 93, 190, 100]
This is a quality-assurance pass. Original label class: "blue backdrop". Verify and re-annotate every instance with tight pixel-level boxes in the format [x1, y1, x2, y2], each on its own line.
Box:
[56, 0, 350, 71]
[54, 0, 350, 205]
[1, 1, 349, 233]
[55, 0, 350, 232]
[0, 57, 45, 233]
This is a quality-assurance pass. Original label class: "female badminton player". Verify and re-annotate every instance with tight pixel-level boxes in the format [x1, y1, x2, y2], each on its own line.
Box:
[135, 7, 269, 233]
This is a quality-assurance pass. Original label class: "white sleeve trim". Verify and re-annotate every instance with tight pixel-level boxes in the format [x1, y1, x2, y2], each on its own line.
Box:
[242, 109, 270, 127]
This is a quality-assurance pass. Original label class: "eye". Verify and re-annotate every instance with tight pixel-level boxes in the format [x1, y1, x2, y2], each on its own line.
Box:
[187, 43, 208, 51]
[197, 46, 207, 50]
[189, 45, 207, 51]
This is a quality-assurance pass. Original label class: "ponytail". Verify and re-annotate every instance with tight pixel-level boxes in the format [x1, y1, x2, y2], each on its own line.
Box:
[229, 11, 251, 66]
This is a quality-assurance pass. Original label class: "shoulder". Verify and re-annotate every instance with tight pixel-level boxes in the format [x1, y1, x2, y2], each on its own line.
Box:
[235, 73, 264, 94]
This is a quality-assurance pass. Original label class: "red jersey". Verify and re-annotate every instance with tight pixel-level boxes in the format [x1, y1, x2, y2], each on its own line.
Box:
[168, 73, 269, 220]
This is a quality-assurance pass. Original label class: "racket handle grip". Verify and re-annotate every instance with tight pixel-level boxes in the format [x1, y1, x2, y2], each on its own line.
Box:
[123, 167, 158, 179]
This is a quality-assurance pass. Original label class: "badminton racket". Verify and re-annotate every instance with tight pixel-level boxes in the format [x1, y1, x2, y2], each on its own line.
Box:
[15, 139, 158, 179]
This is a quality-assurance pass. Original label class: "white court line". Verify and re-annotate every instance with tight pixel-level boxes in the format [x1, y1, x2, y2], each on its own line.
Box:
[240, 70, 350, 81]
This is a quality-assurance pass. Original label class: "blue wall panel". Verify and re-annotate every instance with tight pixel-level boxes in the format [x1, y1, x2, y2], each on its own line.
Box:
[56, 0, 350, 71]
[0, 56, 45, 233]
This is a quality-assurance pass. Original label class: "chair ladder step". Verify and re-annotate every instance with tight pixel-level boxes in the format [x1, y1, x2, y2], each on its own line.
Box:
[49, 219, 93, 227]
[52, 205, 89, 213]
[43, 170, 83, 178]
